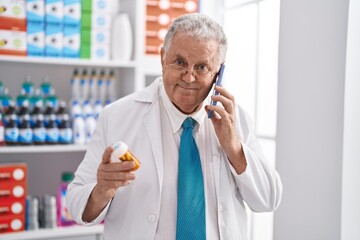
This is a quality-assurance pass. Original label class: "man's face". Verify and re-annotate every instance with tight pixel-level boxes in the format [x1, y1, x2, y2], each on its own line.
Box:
[161, 32, 220, 114]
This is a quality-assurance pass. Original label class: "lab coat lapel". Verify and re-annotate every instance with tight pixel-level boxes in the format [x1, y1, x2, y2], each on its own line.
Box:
[208, 120, 221, 210]
[141, 83, 164, 192]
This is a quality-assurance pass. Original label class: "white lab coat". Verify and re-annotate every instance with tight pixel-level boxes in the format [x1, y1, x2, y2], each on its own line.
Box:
[67, 77, 282, 240]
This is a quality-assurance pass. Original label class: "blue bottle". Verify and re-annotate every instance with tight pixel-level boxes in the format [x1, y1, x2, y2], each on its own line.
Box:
[46, 114, 59, 145]
[58, 114, 73, 144]
[33, 114, 46, 145]
[18, 114, 33, 145]
[5, 114, 19, 145]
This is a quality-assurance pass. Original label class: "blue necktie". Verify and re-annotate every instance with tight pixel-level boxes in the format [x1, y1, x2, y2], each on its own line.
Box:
[176, 117, 206, 240]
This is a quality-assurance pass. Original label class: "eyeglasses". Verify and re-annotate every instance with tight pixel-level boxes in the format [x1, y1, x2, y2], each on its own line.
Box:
[166, 63, 217, 80]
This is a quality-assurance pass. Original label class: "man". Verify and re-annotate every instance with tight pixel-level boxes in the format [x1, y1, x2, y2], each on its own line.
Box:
[67, 13, 282, 240]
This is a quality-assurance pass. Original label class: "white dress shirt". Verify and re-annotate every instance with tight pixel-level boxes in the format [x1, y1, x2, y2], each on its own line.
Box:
[155, 84, 220, 239]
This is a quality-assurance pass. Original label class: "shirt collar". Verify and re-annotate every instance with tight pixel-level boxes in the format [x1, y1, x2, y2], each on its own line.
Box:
[160, 81, 206, 134]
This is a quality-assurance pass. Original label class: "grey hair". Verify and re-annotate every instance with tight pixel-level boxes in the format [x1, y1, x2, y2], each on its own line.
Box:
[163, 13, 228, 63]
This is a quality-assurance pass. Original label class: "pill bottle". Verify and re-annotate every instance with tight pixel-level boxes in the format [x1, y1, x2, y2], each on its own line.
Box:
[110, 141, 141, 171]
[57, 172, 75, 226]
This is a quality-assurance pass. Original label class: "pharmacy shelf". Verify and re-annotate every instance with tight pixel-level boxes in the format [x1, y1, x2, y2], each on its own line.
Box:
[0, 144, 87, 154]
[1, 224, 104, 240]
[0, 55, 136, 68]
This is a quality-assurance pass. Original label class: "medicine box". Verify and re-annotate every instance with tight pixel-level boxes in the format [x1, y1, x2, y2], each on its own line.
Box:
[64, 0, 81, 28]
[0, 0, 26, 30]
[0, 163, 27, 182]
[45, 0, 63, 26]
[0, 163, 27, 234]
[81, 12, 111, 29]
[26, 0, 45, 25]
[0, 215, 25, 233]
[0, 201, 25, 217]
[45, 25, 63, 57]
[27, 23, 45, 56]
[0, 0, 26, 20]
[81, 28, 110, 45]
[63, 26, 80, 58]
[81, 0, 112, 13]
[91, 43, 109, 61]
[0, 29, 27, 56]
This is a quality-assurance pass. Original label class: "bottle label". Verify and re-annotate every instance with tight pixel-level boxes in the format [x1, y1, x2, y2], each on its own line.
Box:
[46, 128, 59, 143]
[5, 128, 19, 142]
[60, 189, 73, 223]
[19, 129, 33, 143]
[34, 128, 46, 142]
[59, 128, 73, 143]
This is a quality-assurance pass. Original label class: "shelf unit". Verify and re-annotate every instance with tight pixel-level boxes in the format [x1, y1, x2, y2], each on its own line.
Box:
[0, 1, 161, 239]
[2, 225, 104, 240]
[0, 145, 87, 154]
[0, 55, 136, 68]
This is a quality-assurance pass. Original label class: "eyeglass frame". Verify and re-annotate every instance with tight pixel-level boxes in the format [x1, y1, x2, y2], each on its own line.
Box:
[164, 57, 219, 81]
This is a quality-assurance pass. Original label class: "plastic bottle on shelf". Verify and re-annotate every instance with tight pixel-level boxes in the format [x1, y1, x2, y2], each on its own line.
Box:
[105, 70, 116, 105]
[57, 172, 75, 226]
[46, 114, 59, 145]
[17, 100, 30, 120]
[56, 100, 68, 125]
[72, 114, 85, 145]
[70, 69, 80, 105]
[0, 113, 4, 146]
[45, 88, 58, 110]
[82, 99, 93, 117]
[89, 69, 98, 105]
[0, 80, 3, 96]
[0, 80, 3, 111]
[85, 113, 96, 143]
[22, 75, 34, 96]
[33, 114, 46, 145]
[29, 88, 44, 111]
[16, 89, 29, 109]
[70, 100, 82, 120]
[93, 99, 103, 119]
[40, 76, 52, 98]
[5, 114, 19, 146]
[18, 114, 33, 145]
[58, 113, 73, 144]
[4, 101, 17, 127]
[1, 88, 13, 112]
[80, 69, 89, 104]
[26, 196, 39, 230]
[30, 101, 43, 128]
[98, 69, 107, 105]
[42, 195, 57, 229]
[43, 102, 55, 127]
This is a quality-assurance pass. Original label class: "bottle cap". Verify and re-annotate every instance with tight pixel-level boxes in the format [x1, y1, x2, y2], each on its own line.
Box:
[62, 172, 74, 182]
[111, 141, 128, 162]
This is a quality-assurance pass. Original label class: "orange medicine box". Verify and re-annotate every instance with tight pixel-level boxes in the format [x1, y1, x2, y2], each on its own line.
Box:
[0, 215, 25, 234]
[0, 182, 27, 201]
[0, 200, 25, 217]
[0, 163, 27, 182]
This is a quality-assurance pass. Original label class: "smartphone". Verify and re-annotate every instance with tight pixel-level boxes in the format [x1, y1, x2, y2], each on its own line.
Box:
[208, 64, 225, 118]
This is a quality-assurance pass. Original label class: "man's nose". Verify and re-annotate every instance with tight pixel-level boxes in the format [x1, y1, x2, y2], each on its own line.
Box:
[182, 69, 196, 82]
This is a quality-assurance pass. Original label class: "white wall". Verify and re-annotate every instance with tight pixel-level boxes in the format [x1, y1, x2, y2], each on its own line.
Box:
[274, 0, 349, 239]
[341, 0, 360, 239]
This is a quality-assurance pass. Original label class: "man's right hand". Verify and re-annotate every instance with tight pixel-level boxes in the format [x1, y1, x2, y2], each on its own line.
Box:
[82, 146, 136, 222]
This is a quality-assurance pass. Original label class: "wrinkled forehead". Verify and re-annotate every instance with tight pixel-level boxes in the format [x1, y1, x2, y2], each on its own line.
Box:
[166, 32, 221, 64]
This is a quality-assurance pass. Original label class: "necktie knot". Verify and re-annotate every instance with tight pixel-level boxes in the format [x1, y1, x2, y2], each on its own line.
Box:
[182, 117, 195, 130]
